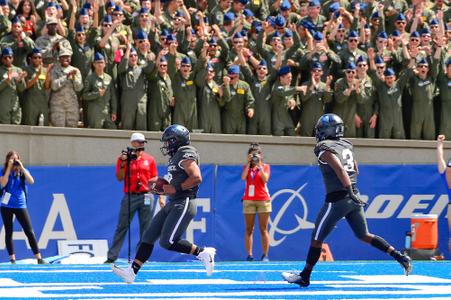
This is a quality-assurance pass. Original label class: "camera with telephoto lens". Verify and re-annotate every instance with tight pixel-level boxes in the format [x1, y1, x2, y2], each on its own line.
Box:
[13, 160, 19, 166]
[122, 147, 138, 161]
[251, 154, 260, 164]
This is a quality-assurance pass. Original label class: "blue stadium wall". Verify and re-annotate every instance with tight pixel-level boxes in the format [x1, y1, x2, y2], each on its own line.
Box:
[0, 164, 449, 261]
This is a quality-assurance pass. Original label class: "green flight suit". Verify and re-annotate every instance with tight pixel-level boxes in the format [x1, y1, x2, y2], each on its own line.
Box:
[406, 62, 439, 140]
[333, 78, 364, 138]
[168, 54, 198, 131]
[370, 70, 409, 139]
[82, 72, 117, 129]
[0, 65, 26, 124]
[148, 70, 173, 131]
[0, 34, 35, 68]
[356, 75, 377, 138]
[194, 63, 223, 133]
[222, 80, 255, 134]
[270, 83, 297, 136]
[300, 80, 332, 136]
[117, 57, 154, 131]
[242, 64, 274, 135]
[437, 72, 451, 137]
[338, 48, 366, 75]
[22, 65, 49, 126]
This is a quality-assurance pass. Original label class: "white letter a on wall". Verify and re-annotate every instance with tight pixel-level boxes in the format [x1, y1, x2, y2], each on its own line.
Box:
[38, 194, 77, 249]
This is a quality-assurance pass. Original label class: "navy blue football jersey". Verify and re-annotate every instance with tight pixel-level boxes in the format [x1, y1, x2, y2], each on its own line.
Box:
[165, 145, 200, 201]
[314, 139, 357, 194]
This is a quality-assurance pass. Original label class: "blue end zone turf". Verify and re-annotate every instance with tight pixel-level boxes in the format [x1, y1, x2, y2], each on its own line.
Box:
[0, 261, 450, 299]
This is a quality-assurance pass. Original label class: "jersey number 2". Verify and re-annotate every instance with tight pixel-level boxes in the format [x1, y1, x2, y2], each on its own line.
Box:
[342, 149, 355, 172]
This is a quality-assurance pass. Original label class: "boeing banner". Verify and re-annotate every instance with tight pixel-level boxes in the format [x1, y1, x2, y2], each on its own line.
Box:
[0, 165, 449, 262]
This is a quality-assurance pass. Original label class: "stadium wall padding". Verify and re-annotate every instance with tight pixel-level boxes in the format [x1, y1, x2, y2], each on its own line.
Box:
[0, 164, 449, 261]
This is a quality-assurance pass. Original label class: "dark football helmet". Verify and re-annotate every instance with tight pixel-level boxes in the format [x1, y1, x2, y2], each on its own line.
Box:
[160, 124, 190, 157]
[315, 113, 344, 141]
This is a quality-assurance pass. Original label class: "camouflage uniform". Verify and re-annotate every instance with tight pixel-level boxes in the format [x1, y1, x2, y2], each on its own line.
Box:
[49, 63, 83, 127]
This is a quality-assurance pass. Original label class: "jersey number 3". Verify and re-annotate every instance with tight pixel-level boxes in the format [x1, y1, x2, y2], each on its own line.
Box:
[342, 149, 355, 172]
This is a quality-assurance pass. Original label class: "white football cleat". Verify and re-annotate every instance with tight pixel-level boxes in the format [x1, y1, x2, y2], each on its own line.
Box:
[197, 247, 216, 276]
[112, 264, 136, 284]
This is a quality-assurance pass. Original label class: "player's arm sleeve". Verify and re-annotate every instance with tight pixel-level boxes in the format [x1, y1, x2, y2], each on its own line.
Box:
[178, 149, 199, 169]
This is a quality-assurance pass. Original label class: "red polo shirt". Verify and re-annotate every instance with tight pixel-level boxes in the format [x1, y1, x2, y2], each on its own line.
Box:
[242, 163, 271, 201]
[116, 152, 158, 193]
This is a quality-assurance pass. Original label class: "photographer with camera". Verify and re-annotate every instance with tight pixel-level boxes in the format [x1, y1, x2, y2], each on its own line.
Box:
[240, 143, 271, 262]
[104, 132, 162, 264]
[0, 151, 47, 264]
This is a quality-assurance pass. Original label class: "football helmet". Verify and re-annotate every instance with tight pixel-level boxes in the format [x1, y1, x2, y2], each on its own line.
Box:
[315, 113, 344, 141]
[160, 124, 190, 157]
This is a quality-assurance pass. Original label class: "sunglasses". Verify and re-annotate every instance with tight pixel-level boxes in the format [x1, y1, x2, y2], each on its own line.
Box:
[348, 39, 358, 43]
[258, 67, 267, 70]
[358, 64, 367, 67]
[113, 13, 123, 16]
[130, 54, 138, 57]
[396, 21, 406, 25]
[346, 70, 356, 74]
[138, 40, 146, 43]
[376, 66, 385, 69]
[410, 38, 420, 42]
[159, 64, 167, 67]
[103, 24, 112, 27]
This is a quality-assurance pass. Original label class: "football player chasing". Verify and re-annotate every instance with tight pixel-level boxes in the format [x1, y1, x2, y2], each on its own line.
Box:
[282, 114, 412, 287]
[112, 124, 216, 283]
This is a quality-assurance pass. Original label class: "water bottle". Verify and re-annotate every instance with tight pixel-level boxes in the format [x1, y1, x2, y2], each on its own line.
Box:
[404, 231, 412, 249]
[38, 113, 44, 126]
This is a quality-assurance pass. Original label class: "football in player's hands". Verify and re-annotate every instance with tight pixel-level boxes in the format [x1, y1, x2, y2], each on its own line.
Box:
[149, 177, 169, 195]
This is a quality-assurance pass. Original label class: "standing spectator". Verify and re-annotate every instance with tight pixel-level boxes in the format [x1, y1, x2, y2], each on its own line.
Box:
[436, 135, 451, 251]
[355, 56, 377, 138]
[49, 49, 83, 127]
[0, 16, 35, 69]
[117, 42, 154, 131]
[333, 62, 362, 138]
[437, 58, 451, 138]
[299, 63, 333, 136]
[112, 125, 216, 282]
[270, 66, 304, 136]
[222, 65, 255, 134]
[242, 59, 276, 135]
[241, 143, 271, 261]
[407, 54, 441, 140]
[168, 49, 198, 131]
[22, 47, 50, 125]
[282, 114, 412, 288]
[35, 17, 72, 66]
[368, 46, 410, 139]
[148, 53, 173, 131]
[15, 0, 39, 39]
[194, 55, 223, 133]
[337, 31, 366, 76]
[104, 132, 160, 264]
[0, 47, 27, 124]
[0, 150, 47, 264]
[82, 52, 117, 129]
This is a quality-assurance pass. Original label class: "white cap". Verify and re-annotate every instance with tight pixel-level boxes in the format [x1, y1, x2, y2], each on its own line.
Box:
[130, 132, 147, 143]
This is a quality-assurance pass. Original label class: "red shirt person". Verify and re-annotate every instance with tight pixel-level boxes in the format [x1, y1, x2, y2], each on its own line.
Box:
[105, 132, 160, 263]
[241, 143, 271, 262]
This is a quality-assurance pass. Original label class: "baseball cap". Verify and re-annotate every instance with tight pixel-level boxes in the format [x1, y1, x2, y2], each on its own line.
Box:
[130, 132, 147, 143]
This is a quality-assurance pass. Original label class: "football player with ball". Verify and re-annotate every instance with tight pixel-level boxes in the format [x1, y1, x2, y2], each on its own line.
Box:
[113, 124, 216, 283]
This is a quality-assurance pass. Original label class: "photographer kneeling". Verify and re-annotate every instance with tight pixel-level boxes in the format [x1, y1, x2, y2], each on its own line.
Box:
[0, 151, 47, 264]
[241, 143, 271, 261]
[104, 133, 162, 263]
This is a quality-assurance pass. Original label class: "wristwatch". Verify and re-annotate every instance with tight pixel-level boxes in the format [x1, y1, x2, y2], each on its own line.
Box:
[447, 159, 451, 168]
